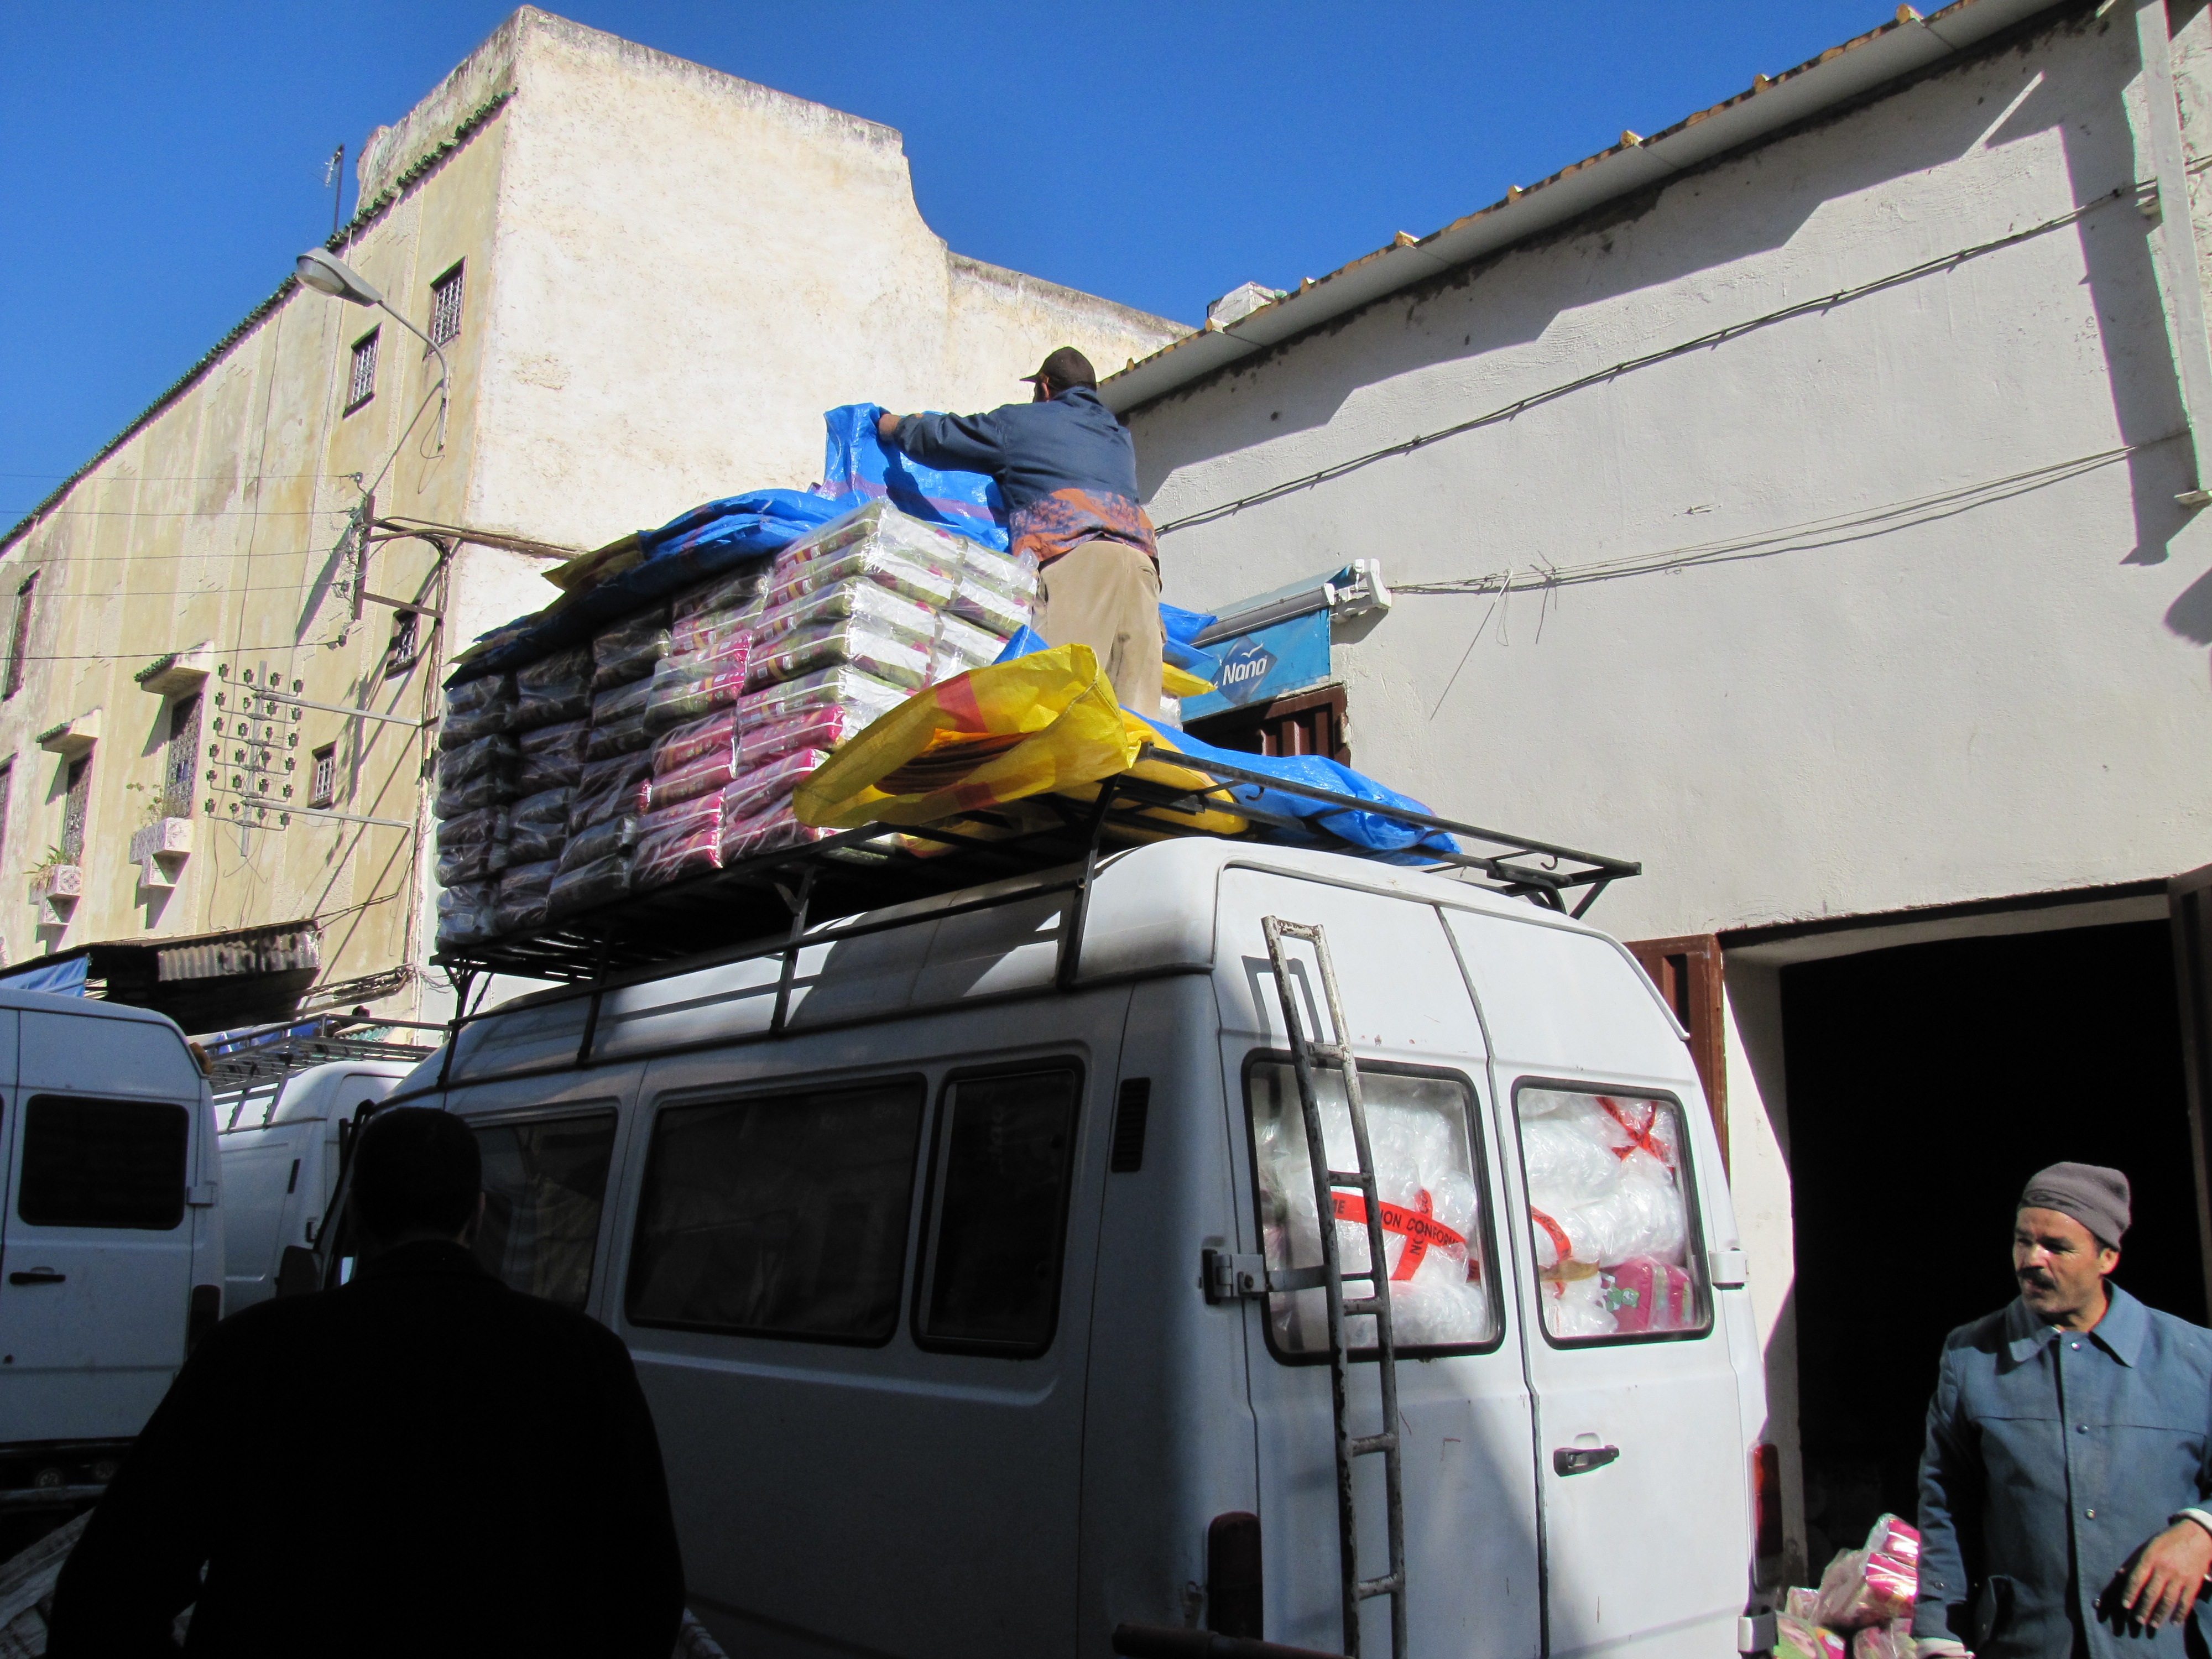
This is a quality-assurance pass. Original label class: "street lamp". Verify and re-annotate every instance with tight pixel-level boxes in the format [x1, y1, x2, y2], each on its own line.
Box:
[294, 249, 450, 392]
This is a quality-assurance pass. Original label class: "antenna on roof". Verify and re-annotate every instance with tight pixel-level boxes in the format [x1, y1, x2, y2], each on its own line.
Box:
[323, 143, 346, 241]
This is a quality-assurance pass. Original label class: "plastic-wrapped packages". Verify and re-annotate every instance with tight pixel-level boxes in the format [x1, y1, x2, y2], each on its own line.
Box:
[732, 664, 910, 732]
[722, 749, 830, 827]
[492, 859, 556, 935]
[958, 541, 1038, 600]
[434, 772, 515, 820]
[1775, 1617, 1848, 1659]
[584, 711, 653, 761]
[754, 576, 936, 654]
[643, 654, 750, 732]
[1850, 1622, 1913, 1659]
[1785, 1590, 1822, 1624]
[507, 789, 570, 865]
[579, 749, 654, 801]
[435, 805, 509, 852]
[669, 609, 753, 665]
[1813, 1516, 1921, 1631]
[671, 562, 770, 623]
[635, 795, 720, 846]
[513, 646, 593, 730]
[560, 813, 637, 873]
[947, 570, 1032, 638]
[570, 761, 651, 834]
[744, 618, 931, 692]
[736, 702, 873, 769]
[437, 734, 519, 789]
[517, 720, 588, 795]
[441, 674, 516, 747]
[435, 837, 510, 886]
[1248, 1061, 1494, 1353]
[1519, 1088, 1697, 1340]
[635, 823, 721, 889]
[591, 676, 653, 728]
[929, 612, 1008, 683]
[436, 881, 496, 950]
[547, 852, 631, 918]
[646, 749, 735, 812]
[653, 709, 736, 776]
[591, 609, 671, 690]
[721, 799, 833, 862]
[762, 538, 958, 614]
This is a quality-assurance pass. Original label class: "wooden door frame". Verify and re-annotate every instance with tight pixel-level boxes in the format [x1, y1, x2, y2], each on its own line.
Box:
[1624, 933, 1728, 1171]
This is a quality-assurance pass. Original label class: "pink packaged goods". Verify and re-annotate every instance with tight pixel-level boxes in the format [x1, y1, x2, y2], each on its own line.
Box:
[721, 749, 830, 827]
[1812, 1515, 1919, 1631]
[1604, 1256, 1697, 1333]
[1775, 1617, 1848, 1659]
[645, 749, 736, 812]
[635, 795, 719, 846]
[1850, 1622, 1913, 1659]
[722, 800, 832, 862]
[634, 824, 721, 889]
[737, 702, 874, 769]
[653, 709, 737, 777]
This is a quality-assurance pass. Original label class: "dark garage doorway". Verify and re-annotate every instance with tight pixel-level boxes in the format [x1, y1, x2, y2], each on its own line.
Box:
[1782, 919, 2201, 1569]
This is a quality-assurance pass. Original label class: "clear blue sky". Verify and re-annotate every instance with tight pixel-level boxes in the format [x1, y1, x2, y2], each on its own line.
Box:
[1, 1, 1884, 508]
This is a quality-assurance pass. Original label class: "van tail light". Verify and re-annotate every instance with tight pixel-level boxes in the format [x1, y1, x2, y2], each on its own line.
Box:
[1207, 1511, 1264, 1639]
[1751, 1442, 1783, 1559]
[186, 1284, 222, 1355]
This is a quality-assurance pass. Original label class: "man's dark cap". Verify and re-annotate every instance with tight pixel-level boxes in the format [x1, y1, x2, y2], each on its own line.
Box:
[352, 1106, 482, 1239]
[1021, 347, 1097, 391]
[2020, 1161, 2131, 1249]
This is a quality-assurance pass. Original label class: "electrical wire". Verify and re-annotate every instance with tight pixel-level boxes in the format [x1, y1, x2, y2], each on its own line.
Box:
[1152, 184, 2135, 537]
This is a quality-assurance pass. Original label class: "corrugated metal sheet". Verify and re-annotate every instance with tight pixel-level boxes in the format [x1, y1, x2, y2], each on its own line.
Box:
[157, 925, 320, 984]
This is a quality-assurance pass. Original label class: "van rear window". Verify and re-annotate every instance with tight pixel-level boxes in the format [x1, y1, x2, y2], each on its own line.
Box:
[1514, 1086, 1709, 1344]
[18, 1095, 189, 1230]
[627, 1078, 925, 1344]
[473, 1112, 617, 1310]
[915, 1067, 1081, 1355]
[1248, 1058, 1500, 1357]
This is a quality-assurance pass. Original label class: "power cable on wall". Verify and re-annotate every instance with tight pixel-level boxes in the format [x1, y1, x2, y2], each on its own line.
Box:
[1152, 183, 2137, 538]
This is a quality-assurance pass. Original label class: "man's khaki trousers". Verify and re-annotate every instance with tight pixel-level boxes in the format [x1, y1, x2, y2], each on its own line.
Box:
[1034, 539, 1162, 718]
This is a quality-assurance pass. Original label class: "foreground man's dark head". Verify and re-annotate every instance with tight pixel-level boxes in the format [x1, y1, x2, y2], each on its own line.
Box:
[351, 1104, 484, 1256]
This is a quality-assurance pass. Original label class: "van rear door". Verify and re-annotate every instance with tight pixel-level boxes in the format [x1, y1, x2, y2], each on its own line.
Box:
[0, 1009, 202, 1445]
[1218, 870, 1543, 1659]
[1445, 911, 1749, 1659]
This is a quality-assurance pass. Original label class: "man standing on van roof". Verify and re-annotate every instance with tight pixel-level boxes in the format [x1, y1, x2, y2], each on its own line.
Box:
[1913, 1163, 2212, 1659]
[46, 1107, 684, 1659]
[877, 347, 1165, 717]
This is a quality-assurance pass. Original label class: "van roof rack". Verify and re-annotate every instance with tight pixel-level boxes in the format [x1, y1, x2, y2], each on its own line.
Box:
[202, 1012, 442, 1093]
[433, 746, 1640, 991]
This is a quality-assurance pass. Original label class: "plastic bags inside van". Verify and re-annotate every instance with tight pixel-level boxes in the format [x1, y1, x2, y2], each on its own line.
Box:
[1813, 1516, 1919, 1631]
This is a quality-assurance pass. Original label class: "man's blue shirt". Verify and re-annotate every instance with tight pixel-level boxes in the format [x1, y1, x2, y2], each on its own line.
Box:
[892, 386, 1141, 513]
[1917, 1285, 2212, 1658]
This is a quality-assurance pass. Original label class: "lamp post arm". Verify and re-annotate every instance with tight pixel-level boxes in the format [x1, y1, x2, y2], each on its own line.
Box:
[376, 299, 450, 390]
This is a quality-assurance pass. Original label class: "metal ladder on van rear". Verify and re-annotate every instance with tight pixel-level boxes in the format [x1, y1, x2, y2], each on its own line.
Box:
[1260, 916, 1407, 1659]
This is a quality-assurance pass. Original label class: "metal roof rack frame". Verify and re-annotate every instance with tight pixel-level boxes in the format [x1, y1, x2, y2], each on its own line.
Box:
[428, 749, 1638, 1087]
[203, 1011, 444, 1097]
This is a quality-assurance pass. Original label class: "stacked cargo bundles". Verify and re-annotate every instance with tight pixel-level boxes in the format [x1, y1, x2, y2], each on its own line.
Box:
[551, 608, 670, 918]
[434, 674, 519, 949]
[719, 502, 1034, 860]
[434, 500, 1036, 945]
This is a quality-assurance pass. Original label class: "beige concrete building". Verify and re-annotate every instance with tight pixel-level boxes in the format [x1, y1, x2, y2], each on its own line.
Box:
[0, 6, 1184, 1032]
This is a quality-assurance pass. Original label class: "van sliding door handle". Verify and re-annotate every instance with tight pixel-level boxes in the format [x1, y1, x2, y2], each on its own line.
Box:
[1553, 1444, 1619, 1477]
[8, 1269, 65, 1286]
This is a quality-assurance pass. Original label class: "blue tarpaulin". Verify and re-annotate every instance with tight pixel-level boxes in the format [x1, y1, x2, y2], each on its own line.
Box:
[0, 955, 88, 997]
[818, 404, 1009, 551]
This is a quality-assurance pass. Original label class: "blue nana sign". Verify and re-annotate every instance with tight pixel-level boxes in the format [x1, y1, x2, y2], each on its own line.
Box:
[1180, 608, 1332, 722]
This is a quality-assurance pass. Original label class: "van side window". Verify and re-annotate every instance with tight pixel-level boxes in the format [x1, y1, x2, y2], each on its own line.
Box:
[627, 1078, 925, 1344]
[915, 1067, 1081, 1355]
[473, 1112, 618, 1311]
[1514, 1086, 1710, 1343]
[1248, 1059, 1500, 1357]
[18, 1095, 189, 1230]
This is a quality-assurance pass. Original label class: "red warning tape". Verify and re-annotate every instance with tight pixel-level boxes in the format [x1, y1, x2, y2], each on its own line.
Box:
[1597, 1095, 1670, 1166]
[1331, 1189, 1468, 1281]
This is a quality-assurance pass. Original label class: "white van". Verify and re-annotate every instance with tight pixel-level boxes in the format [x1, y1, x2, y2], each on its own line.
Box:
[385, 838, 1770, 1659]
[215, 1061, 412, 1311]
[0, 989, 221, 1501]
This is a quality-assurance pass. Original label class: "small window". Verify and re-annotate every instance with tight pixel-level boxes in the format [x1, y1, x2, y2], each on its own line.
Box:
[18, 1094, 189, 1230]
[309, 744, 336, 809]
[472, 1112, 617, 1310]
[1248, 1057, 1499, 1357]
[0, 759, 15, 863]
[385, 611, 420, 675]
[429, 262, 465, 348]
[4, 571, 36, 700]
[60, 754, 90, 864]
[346, 329, 378, 413]
[164, 694, 200, 817]
[1514, 1085, 1709, 1344]
[627, 1077, 926, 1344]
[915, 1067, 1082, 1355]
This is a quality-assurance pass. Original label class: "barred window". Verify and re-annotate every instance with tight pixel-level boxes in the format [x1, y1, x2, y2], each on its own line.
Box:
[4, 571, 36, 699]
[164, 694, 200, 817]
[309, 744, 336, 809]
[346, 329, 378, 412]
[429, 262, 464, 348]
[60, 755, 90, 865]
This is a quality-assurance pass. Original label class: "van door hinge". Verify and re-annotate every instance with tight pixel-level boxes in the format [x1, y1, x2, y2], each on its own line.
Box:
[1202, 1247, 1328, 1303]
[186, 1183, 218, 1207]
[1709, 1248, 1749, 1288]
[1738, 1611, 1778, 1654]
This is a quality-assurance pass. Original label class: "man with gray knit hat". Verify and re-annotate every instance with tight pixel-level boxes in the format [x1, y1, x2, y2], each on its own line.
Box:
[1914, 1162, 2212, 1659]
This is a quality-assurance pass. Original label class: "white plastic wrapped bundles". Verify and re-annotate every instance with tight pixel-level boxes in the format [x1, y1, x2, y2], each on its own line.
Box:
[1248, 1060, 1495, 1352]
[743, 618, 931, 692]
[763, 533, 958, 614]
[1518, 1088, 1700, 1340]
[753, 577, 936, 655]
[929, 612, 1007, 683]
[732, 664, 909, 732]
[947, 543, 1037, 638]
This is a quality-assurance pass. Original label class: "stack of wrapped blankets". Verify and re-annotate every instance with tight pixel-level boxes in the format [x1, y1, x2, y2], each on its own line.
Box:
[434, 501, 1035, 950]
[1777, 1515, 1921, 1659]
